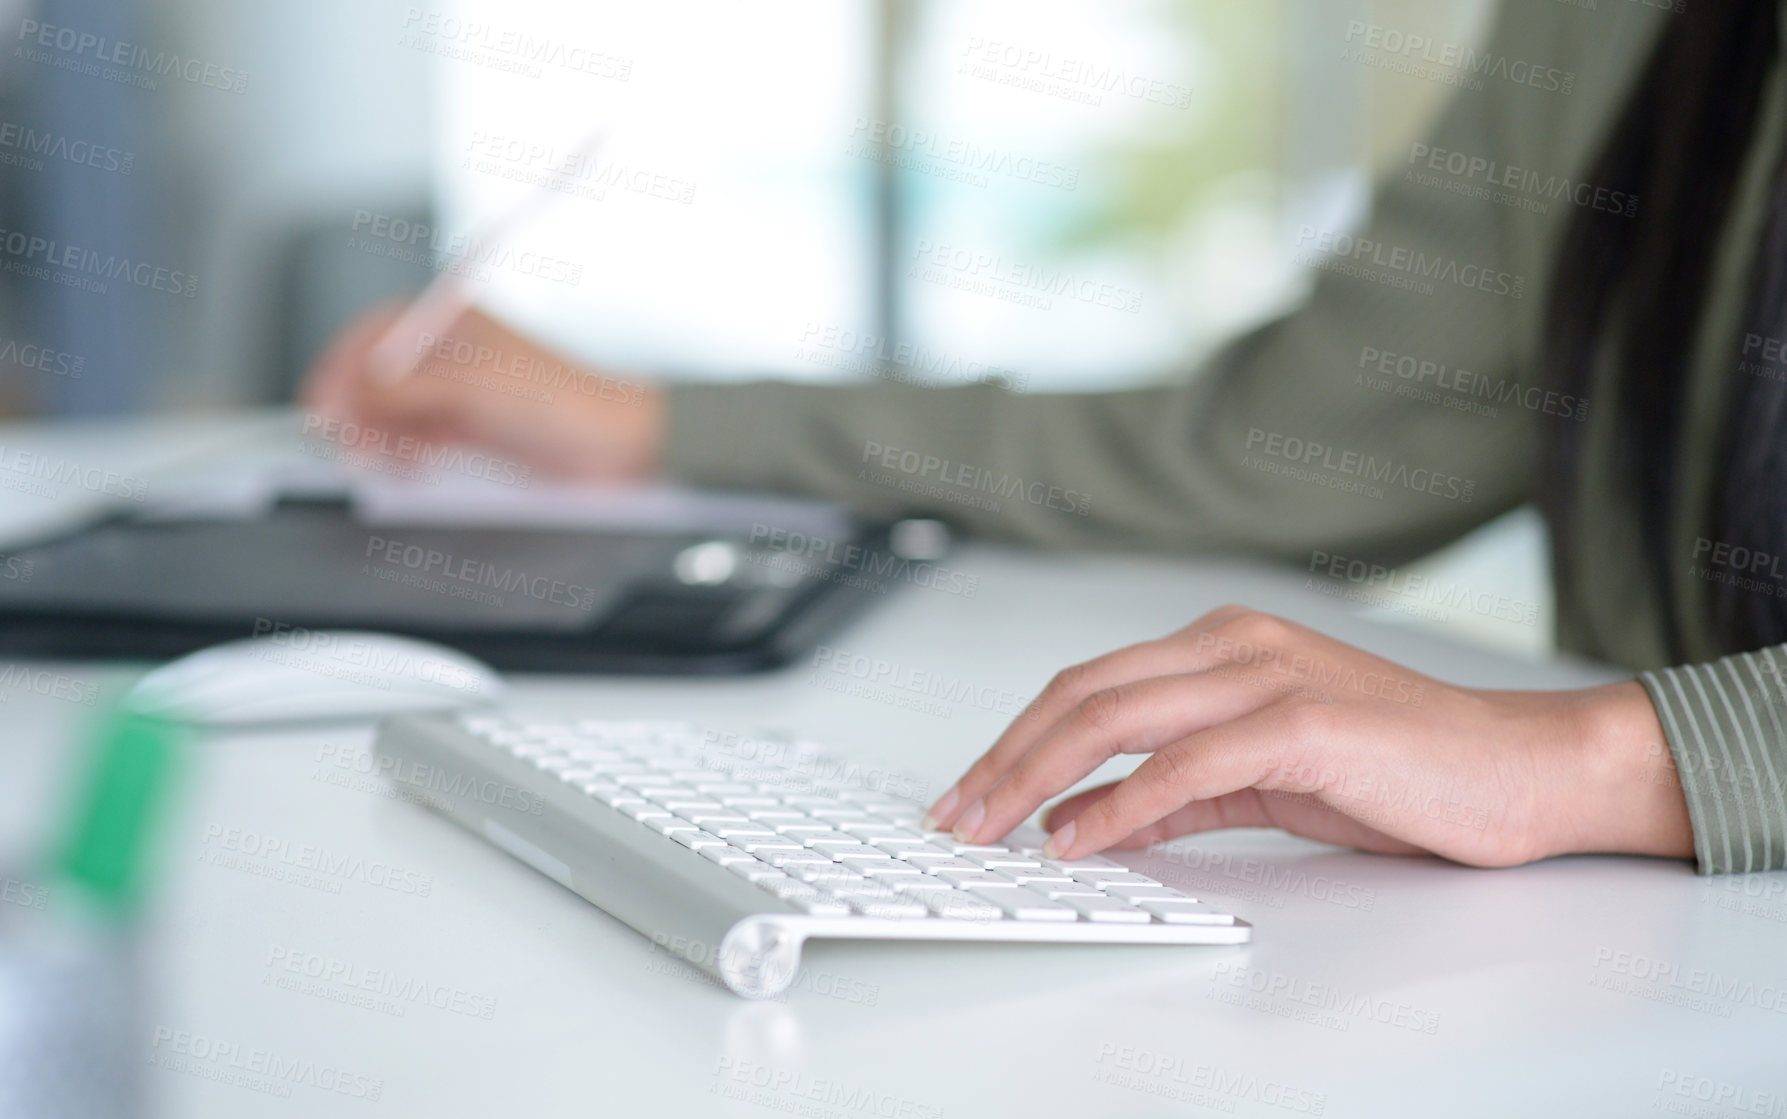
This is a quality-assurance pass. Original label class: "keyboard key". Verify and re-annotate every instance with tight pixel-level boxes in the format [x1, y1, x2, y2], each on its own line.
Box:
[1023, 850, 1121, 870]
[857, 863, 925, 878]
[686, 814, 754, 829]
[871, 815, 923, 836]
[571, 766, 629, 781]
[807, 807, 873, 822]
[932, 868, 1002, 887]
[693, 783, 756, 796]
[835, 789, 900, 804]
[709, 825, 775, 840]
[828, 877, 901, 899]
[1036, 854, 1115, 872]
[653, 799, 727, 815]
[967, 854, 1043, 870]
[628, 784, 688, 798]
[922, 892, 1003, 921]
[563, 747, 628, 761]
[808, 840, 878, 858]
[772, 823, 837, 838]
[877, 841, 952, 859]
[738, 840, 806, 856]
[961, 884, 1077, 921]
[1100, 884, 1188, 903]
[669, 829, 727, 850]
[888, 879, 958, 896]
[865, 808, 924, 825]
[1064, 894, 1152, 924]
[620, 803, 671, 822]
[1040, 885, 1108, 900]
[1000, 871, 1075, 889]
[764, 851, 834, 870]
[645, 817, 698, 837]
[700, 846, 756, 866]
[1137, 899, 1235, 925]
[835, 854, 901, 873]
[868, 826, 932, 841]
[903, 857, 982, 873]
[1068, 870, 1158, 888]
[939, 841, 1016, 857]
[727, 861, 784, 884]
[831, 885, 927, 919]
[761, 881, 849, 915]
[841, 822, 915, 839]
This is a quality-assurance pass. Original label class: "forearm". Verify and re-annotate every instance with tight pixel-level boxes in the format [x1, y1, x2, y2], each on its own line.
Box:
[662, 378, 1116, 547]
[660, 357, 1532, 564]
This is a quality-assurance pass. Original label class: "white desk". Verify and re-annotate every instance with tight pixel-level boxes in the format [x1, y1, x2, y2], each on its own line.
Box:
[0, 416, 1781, 1119]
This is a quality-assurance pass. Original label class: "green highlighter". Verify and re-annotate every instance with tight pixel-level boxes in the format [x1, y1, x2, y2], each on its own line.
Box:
[0, 707, 184, 1119]
[52, 709, 184, 919]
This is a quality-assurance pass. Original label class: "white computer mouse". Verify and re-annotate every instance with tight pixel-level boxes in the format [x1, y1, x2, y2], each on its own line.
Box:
[124, 631, 507, 727]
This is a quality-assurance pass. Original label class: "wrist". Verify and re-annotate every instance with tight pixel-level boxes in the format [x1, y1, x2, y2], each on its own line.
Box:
[567, 377, 664, 480]
[623, 383, 665, 476]
[1554, 680, 1695, 860]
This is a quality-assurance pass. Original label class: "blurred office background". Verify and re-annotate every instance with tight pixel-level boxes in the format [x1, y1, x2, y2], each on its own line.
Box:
[0, 0, 1495, 410]
[0, 0, 1548, 653]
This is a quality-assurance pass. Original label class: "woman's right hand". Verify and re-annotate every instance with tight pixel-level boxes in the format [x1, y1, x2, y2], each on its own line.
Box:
[298, 303, 665, 482]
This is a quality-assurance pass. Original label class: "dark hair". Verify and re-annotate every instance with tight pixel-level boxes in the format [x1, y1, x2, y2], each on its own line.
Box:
[1542, 2, 1785, 660]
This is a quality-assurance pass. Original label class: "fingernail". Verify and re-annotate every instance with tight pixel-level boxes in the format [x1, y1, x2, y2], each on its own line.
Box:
[920, 786, 959, 832]
[952, 799, 986, 842]
[1042, 820, 1076, 860]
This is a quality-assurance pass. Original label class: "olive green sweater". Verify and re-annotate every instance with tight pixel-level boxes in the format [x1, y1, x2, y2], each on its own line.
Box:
[662, 1, 1787, 874]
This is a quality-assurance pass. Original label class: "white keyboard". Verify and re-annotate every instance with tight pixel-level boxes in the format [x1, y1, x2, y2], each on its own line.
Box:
[373, 714, 1250, 997]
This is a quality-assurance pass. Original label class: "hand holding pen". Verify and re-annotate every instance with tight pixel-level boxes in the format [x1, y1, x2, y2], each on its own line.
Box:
[299, 129, 665, 481]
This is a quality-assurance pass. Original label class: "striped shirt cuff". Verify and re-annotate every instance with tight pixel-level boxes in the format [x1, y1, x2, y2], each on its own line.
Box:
[1637, 648, 1787, 874]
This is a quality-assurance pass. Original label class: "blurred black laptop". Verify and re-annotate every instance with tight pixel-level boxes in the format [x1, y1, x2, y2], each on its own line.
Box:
[0, 438, 946, 674]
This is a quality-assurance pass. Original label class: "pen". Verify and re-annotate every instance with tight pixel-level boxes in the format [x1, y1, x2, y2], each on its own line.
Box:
[365, 127, 608, 383]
